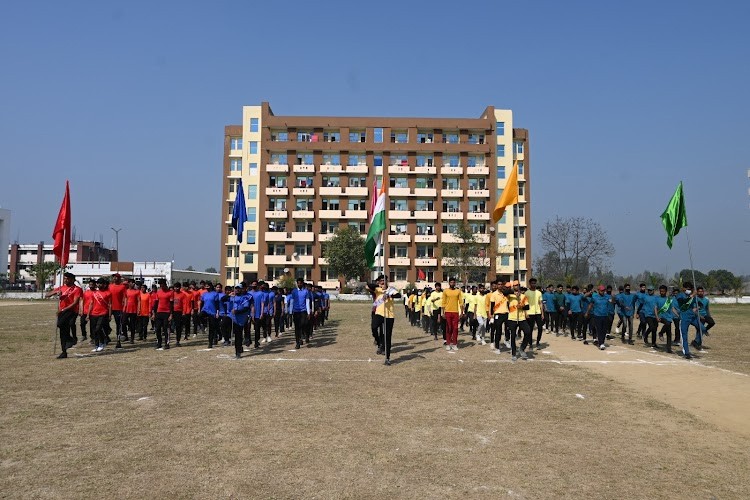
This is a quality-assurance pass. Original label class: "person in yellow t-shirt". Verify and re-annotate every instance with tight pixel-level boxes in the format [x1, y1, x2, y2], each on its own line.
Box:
[465, 285, 479, 342]
[489, 280, 510, 351]
[429, 283, 444, 341]
[507, 281, 531, 360]
[368, 274, 401, 365]
[441, 277, 463, 350]
[460, 287, 471, 333]
[475, 286, 488, 345]
[525, 278, 545, 349]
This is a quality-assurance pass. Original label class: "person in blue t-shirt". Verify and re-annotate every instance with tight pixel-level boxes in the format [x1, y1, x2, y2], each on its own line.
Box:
[228, 284, 252, 359]
[605, 285, 616, 336]
[323, 290, 331, 321]
[272, 286, 285, 337]
[251, 282, 268, 348]
[586, 285, 613, 350]
[216, 284, 232, 347]
[634, 283, 648, 339]
[565, 286, 584, 341]
[290, 278, 312, 349]
[675, 281, 701, 359]
[641, 286, 659, 347]
[261, 282, 274, 344]
[696, 287, 715, 336]
[542, 284, 556, 334]
[654, 285, 676, 353]
[199, 282, 220, 348]
[615, 283, 637, 344]
[580, 285, 594, 343]
[284, 288, 294, 330]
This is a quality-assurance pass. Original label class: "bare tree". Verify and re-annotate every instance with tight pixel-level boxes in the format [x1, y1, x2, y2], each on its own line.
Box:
[538, 216, 614, 284]
[441, 221, 488, 285]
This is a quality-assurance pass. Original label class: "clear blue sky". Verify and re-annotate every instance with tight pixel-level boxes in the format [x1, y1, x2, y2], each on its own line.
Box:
[1, 0, 748, 276]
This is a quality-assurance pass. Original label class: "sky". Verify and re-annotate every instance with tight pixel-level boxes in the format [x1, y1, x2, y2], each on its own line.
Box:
[1, 0, 749, 276]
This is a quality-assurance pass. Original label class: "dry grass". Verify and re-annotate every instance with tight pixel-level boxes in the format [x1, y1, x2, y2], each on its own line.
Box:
[1, 301, 749, 499]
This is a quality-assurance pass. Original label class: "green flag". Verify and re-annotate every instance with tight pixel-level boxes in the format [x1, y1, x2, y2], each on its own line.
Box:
[660, 182, 687, 249]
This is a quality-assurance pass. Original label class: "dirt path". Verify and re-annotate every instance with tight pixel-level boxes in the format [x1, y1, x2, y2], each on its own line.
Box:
[539, 332, 750, 437]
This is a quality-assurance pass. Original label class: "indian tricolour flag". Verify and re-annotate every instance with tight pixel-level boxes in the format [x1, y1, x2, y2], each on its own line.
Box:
[365, 183, 386, 269]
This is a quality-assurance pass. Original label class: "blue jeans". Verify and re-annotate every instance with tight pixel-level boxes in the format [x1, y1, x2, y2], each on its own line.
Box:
[680, 315, 702, 355]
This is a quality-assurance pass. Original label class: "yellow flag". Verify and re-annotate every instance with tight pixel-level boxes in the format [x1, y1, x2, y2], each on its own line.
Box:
[491, 162, 519, 223]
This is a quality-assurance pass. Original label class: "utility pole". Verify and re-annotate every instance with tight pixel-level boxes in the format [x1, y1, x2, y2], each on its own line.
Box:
[110, 227, 122, 261]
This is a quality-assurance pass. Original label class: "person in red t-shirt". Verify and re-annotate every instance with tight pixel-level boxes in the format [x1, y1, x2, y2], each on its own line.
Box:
[137, 284, 151, 341]
[179, 284, 193, 342]
[109, 273, 128, 348]
[80, 279, 97, 343]
[153, 279, 174, 349]
[193, 282, 205, 336]
[122, 279, 140, 344]
[171, 282, 187, 346]
[88, 278, 112, 352]
[45, 272, 83, 359]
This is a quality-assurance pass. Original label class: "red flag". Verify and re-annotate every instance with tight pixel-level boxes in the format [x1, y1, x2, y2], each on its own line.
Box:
[369, 179, 378, 218]
[418, 268, 426, 281]
[52, 181, 71, 268]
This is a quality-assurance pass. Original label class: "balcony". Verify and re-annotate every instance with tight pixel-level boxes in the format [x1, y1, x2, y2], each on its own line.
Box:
[467, 189, 490, 198]
[467, 212, 490, 220]
[388, 187, 410, 197]
[292, 187, 315, 196]
[265, 232, 289, 242]
[389, 210, 412, 219]
[320, 164, 343, 173]
[388, 165, 410, 174]
[441, 189, 463, 198]
[344, 210, 367, 219]
[265, 255, 289, 265]
[343, 186, 368, 196]
[415, 258, 437, 267]
[266, 163, 289, 173]
[414, 210, 437, 219]
[317, 257, 329, 265]
[265, 187, 288, 196]
[290, 255, 314, 266]
[389, 234, 411, 243]
[291, 232, 315, 242]
[319, 186, 342, 196]
[293, 164, 315, 173]
[415, 234, 438, 243]
[440, 166, 463, 175]
[317, 280, 340, 289]
[319, 209, 343, 219]
[414, 166, 436, 175]
[319, 233, 335, 242]
[345, 165, 368, 173]
[441, 233, 462, 243]
[264, 210, 288, 219]
[413, 188, 436, 197]
[441, 212, 463, 220]
[514, 151, 525, 161]
[466, 166, 489, 175]
[292, 210, 315, 219]
[476, 234, 490, 244]
[387, 258, 411, 267]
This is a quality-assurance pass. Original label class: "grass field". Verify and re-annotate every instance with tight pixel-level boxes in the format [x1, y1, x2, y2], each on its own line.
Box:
[1, 301, 748, 499]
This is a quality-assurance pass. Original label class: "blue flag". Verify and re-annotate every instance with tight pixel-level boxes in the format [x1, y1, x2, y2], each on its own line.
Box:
[232, 179, 247, 243]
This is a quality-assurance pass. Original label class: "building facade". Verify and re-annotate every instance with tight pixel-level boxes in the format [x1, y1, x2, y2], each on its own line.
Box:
[221, 102, 531, 290]
[0, 209, 10, 281]
[7, 241, 118, 285]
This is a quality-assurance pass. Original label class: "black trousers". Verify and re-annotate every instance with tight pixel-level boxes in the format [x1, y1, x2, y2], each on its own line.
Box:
[274, 312, 283, 335]
[431, 311, 442, 339]
[202, 312, 218, 347]
[220, 316, 232, 342]
[57, 310, 78, 352]
[253, 316, 264, 345]
[702, 315, 715, 332]
[181, 313, 191, 340]
[91, 315, 109, 347]
[154, 312, 171, 346]
[112, 310, 123, 337]
[137, 315, 149, 339]
[593, 315, 608, 346]
[508, 319, 531, 356]
[293, 312, 308, 346]
[372, 314, 394, 359]
[645, 316, 658, 345]
[171, 311, 183, 341]
[568, 312, 581, 339]
[492, 313, 508, 348]
[123, 313, 137, 340]
[528, 313, 543, 343]
[80, 314, 88, 338]
[233, 322, 244, 356]
[658, 318, 673, 348]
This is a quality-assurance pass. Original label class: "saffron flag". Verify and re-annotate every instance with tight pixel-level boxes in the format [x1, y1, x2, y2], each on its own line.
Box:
[232, 179, 248, 243]
[491, 162, 519, 224]
[660, 181, 687, 249]
[417, 268, 426, 281]
[365, 184, 387, 269]
[52, 181, 72, 268]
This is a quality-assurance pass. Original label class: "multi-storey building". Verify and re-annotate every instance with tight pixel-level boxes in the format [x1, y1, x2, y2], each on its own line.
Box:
[7, 241, 117, 285]
[221, 102, 530, 290]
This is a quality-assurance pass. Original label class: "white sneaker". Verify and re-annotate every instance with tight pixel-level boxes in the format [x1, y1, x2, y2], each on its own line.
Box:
[519, 350, 528, 360]
[96, 345, 104, 352]
[494, 348, 501, 354]
[91, 347, 98, 352]
[504, 341, 511, 349]
[511, 355, 518, 361]
[599, 344, 606, 350]
[615, 327, 621, 334]
[480, 339, 486, 345]
[446, 345, 451, 351]
[452, 345, 458, 350]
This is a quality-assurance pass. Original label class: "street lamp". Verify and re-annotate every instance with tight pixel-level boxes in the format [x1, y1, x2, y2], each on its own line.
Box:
[110, 227, 122, 261]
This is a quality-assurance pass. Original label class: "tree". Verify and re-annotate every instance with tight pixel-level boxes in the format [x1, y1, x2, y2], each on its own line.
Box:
[323, 226, 367, 288]
[708, 269, 736, 295]
[729, 276, 745, 297]
[26, 261, 61, 297]
[205, 267, 217, 273]
[186, 265, 195, 271]
[537, 216, 614, 285]
[677, 269, 707, 287]
[276, 273, 295, 290]
[441, 221, 487, 285]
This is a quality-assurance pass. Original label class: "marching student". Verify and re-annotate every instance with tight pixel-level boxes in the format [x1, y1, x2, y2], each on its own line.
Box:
[199, 281, 221, 348]
[123, 279, 140, 344]
[171, 282, 187, 346]
[466, 285, 479, 340]
[605, 285, 616, 336]
[615, 283, 636, 344]
[429, 282, 443, 342]
[506, 281, 531, 360]
[251, 282, 267, 348]
[80, 279, 96, 343]
[586, 285, 613, 350]
[440, 277, 463, 351]
[542, 284, 556, 333]
[88, 277, 112, 353]
[696, 287, 715, 336]
[272, 285, 285, 337]
[228, 284, 252, 359]
[46, 272, 83, 358]
[565, 286, 584, 341]
[323, 288, 331, 321]
[675, 281, 701, 359]
[137, 284, 151, 341]
[284, 287, 294, 331]
[368, 274, 400, 365]
[642, 285, 659, 348]
[108, 273, 128, 349]
[634, 283, 648, 339]
[475, 286, 488, 345]
[153, 279, 174, 350]
[289, 278, 312, 350]
[262, 282, 274, 343]
[217, 283, 233, 346]
[525, 278, 544, 348]
[490, 280, 509, 351]
[654, 285, 676, 353]
[554, 284, 567, 333]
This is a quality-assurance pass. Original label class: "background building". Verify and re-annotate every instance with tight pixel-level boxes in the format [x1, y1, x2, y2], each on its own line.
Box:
[7, 240, 118, 286]
[221, 102, 531, 290]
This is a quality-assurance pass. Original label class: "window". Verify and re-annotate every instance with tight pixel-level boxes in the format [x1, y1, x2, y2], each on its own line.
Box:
[294, 244, 313, 256]
[518, 161, 524, 175]
[228, 226, 235, 236]
[227, 247, 235, 258]
[444, 154, 459, 167]
[416, 155, 434, 167]
[296, 221, 313, 232]
[417, 132, 434, 143]
[513, 205, 525, 218]
[349, 177, 367, 187]
[295, 267, 311, 280]
[297, 131, 312, 142]
[230, 159, 242, 172]
[390, 222, 407, 235]
[297, 176, 313, 188]
[321, 221, 339, 234]
[415, 199, 434, 211]
[249, 142, 258, 154]
[249, 162, 258, 176]
[320, 268, 329, 281]
[513, 227, 526, 239]
[348, 221, 366, 233]
[496, 145, 506, 157]
[389, 245, 408, 258]
[514, 142, 524, 154]
[248, 185, 257, 200]
[416, 245, 434, 258]
[468, 200, 486, 213]
[415, 177, 434, 189]
[497, 232, 508, 244]
[322, 198, 340, 210]
[515, 248, 526, 261]
[441, 178, 460, 190]
[390, 130, 408, 143]
[271, 131, 288, 141]
[247, 207, 257, 222]
[244, 253, 254, 264]
[323, 176, 340, 187]
[246, 230, 256, 244]
[442, 200, 461, 212]
[323, 154, 341, 165]
[469, 223, 486, 234]
[347, 199, 367, 210]
[467, 155, 484, 167]
[497, 122, 505, 136]
[374, 155, 383, 167]
[501, 255, 510, 266]
[269, 198, 286, 210]
[349, 130, 365, 143]
[390, 154, 408, 166]
[389, 199, 407, 210]
[348, 153, 366, 166]
[389, 177, 408, 188]
[442, 223, 459, 234]
[497, 166, 505, 179]
[468, 178, 486, 190]
[467, 133, 485, 144]
[374, 128, 383, 143]
[323, 131, 340, 142]
[269, 176, 287, 188]
[267, 244, 285, 255]
[443, 131, 459, 144]
[268, 220, 286, 232]
[416, 223, 434, 235]
[230, 138, 242, 150]
[268, 267, 286, 279]
[518, 182, 524, 196]
[271, 153, 287, 164]
[226, 269, 233, 281]
[295, 198, 313, 211]
[296, 153, 313, 165]
[250, 118, 259, 132]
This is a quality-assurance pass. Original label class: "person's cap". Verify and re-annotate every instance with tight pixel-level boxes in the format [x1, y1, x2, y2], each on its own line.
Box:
[63, 272, 76, 279]
[598, 285, 606, 291]
[234, 284, 242, 289]
[647, 285, 655, 290]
